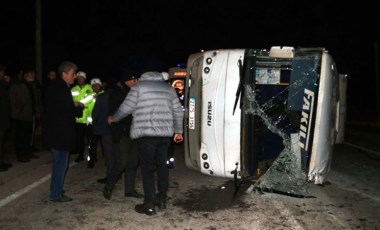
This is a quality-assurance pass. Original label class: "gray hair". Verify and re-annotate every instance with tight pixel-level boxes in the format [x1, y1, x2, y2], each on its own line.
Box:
[57, 61, 78, 77]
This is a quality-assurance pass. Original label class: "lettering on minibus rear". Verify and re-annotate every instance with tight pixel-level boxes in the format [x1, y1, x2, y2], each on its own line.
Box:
[207, 102, 212, 126]
[298, 88, 315, 151]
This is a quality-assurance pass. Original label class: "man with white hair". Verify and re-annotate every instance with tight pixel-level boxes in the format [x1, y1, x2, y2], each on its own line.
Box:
[43, 61, 83, 202]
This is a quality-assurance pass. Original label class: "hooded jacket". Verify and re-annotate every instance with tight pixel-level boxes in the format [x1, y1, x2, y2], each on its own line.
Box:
[112, 71, 183, 139]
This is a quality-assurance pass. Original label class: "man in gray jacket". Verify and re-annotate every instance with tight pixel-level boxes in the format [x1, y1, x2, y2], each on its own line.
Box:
[107, 71, 184, 216]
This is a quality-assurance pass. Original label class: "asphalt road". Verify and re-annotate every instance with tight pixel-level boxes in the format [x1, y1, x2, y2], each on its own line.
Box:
[0, 124, 379, 229]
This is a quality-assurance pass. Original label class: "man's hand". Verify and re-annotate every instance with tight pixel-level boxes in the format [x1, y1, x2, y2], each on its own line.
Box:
[107, 116, 113, 125]
[173, 133, 183, 143]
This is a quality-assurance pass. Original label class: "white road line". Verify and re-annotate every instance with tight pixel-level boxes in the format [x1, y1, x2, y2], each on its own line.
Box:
[0, 174, 51, 208]
[0, 162, 77, 208]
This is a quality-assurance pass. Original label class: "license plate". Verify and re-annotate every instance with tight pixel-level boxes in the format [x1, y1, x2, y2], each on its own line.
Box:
[189, 97, 195, 129]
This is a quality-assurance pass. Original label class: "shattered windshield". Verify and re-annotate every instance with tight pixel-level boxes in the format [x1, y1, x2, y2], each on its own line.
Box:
[244, 52, 323, 197]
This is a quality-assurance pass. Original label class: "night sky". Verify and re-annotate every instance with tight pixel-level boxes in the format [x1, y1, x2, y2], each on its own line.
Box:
[1, 1, 379, 122]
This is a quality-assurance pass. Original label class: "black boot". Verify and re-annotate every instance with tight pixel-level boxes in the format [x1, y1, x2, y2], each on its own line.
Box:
[103, 187, 113, 200]
[87, 160, 95, 168]
[97, 177, 107, 184]
[74, 155, 84, 162]
[135, 203, 156, 216]
[0, 164, 9, 172]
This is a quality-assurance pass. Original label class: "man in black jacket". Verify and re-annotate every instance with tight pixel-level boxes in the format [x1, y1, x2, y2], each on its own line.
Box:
[43, 61, 83, 202]
[102, 71, 143, 200]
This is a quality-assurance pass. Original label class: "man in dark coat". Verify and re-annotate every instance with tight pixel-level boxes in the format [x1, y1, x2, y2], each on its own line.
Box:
[8, 67, 42, 162]
[0, 65, 12, 171]
[102, 72, 143, 200]
[43, 61, 83, 202]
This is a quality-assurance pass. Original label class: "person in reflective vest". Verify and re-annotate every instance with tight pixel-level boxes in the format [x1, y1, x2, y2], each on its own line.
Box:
[71, 71, 93, 162]
[86, 78, 105, 168]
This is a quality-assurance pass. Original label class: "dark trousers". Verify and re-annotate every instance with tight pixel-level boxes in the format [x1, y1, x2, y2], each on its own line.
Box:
[75, 123, 103, 160]
[13, 119, 33, 158]
[0, 129, 8, 163]
[136, 137, 170, 205]
[74, 123, 87, 158]
[88, 131, 103, 162]
[106, 134, 139, 193]
[101, 134, 116, 179]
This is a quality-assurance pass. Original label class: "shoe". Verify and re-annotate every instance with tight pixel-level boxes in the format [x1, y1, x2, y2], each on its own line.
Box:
[2, 162, 12, 168]
[135, 203, 156, 216]
[97, 177, 107, 184]
[0, 164, 9, 172]
[125, 191, 144, 198]
[87, 161, 95, 168]
[103, 187, 113, 200]
[50, 195, 73, 202]
[74, 156, 84, 162]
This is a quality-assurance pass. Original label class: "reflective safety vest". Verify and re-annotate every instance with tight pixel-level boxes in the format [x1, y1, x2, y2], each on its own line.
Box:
[71, 84, 93, 124]
[86, 90, 104, 124]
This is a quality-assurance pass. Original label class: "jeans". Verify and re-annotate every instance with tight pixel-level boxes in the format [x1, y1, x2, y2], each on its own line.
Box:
[137, 137, 170, 205]
[50, 148, 69, 200]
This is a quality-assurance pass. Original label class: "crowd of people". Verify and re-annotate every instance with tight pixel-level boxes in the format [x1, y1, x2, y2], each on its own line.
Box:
[0, 61, 184, 216]
[0, 64, 43, 170]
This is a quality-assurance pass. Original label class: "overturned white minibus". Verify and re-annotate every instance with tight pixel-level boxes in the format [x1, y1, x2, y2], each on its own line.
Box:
[183, 47, 347, 193]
